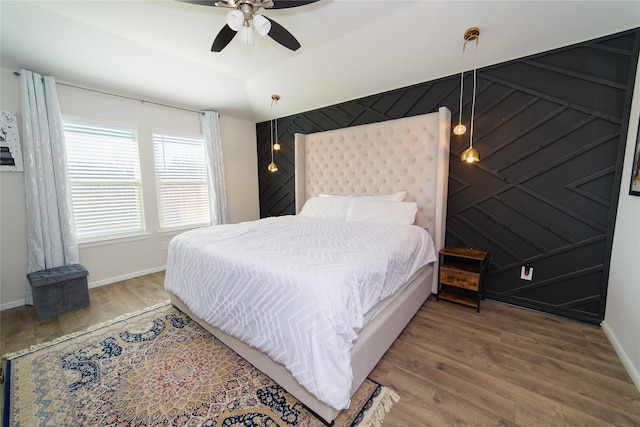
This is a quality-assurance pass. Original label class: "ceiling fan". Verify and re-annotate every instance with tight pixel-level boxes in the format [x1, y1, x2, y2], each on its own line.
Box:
[180, 0, 319, 52]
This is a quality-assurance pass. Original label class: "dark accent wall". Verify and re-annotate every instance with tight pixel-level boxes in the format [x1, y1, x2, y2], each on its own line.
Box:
[257, 28, 640, 324]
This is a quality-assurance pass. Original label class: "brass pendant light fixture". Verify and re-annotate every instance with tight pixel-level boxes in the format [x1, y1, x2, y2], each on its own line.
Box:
[272, 94, 281, 152]
[457, 27, 481, 164]
[268, 94, 280, 173]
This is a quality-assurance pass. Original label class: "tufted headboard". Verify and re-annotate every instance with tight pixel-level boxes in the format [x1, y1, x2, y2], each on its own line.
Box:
[294, 107, 451, 257]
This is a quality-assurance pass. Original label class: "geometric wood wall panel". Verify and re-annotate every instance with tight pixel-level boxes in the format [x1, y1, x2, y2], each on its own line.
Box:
[257, 28, 640, 324]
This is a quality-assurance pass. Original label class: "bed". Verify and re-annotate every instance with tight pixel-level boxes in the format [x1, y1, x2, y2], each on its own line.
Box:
[166, 106, 451, 424]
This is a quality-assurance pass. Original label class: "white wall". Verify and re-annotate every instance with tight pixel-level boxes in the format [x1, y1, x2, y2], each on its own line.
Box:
[602, 60, 640, 391]
[0, 67, 259, 309]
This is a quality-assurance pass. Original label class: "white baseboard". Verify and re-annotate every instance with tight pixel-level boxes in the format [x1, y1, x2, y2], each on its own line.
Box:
[601, 320, 640, 393]
[1, 298, 26, 311]
[87, 265, 166, 288]
[0, 266, 166, 311]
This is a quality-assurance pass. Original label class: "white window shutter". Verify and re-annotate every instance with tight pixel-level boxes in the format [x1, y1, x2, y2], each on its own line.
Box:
[153, 130, 210, 231]
[64, 120, 145, 242]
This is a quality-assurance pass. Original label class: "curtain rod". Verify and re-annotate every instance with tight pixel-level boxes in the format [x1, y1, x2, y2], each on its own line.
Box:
[13, 71, 204, 115]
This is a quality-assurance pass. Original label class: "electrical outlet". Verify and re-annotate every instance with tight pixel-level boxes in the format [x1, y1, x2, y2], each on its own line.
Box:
[520, 265, 533, 281]
[162, 241, 169, 250]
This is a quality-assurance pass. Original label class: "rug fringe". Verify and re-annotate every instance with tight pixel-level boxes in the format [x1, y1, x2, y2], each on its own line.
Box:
[2, 301, 171, 361]
[363, 387, 400, 427]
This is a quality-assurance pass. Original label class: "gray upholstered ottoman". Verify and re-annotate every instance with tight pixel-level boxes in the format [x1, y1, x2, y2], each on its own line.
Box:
[27, 264, 90, 320]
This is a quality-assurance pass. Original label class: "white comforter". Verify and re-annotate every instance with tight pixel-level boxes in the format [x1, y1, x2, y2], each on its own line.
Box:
[164, 215, 436, 410]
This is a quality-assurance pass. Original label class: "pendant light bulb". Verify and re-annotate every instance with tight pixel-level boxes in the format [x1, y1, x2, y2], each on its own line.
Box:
[453, 124, 467, 135]
[273, 141, 281, 151]
[268, 162, 278, 172]
[460, 147, 480, 163]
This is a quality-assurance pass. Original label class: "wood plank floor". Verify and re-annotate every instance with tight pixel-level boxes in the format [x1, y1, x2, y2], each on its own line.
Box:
[1, 271, 169, 357]
[370, 296, 640, 426]
[2, 271, 639, 426]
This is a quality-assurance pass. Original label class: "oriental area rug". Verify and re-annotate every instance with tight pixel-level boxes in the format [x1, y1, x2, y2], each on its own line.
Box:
[3, 303, 399, 427]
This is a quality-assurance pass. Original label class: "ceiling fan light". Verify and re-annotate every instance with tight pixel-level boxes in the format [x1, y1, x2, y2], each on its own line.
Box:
[253, 15, 271, 37]
[226, 10, 244, 31]
[238, 25, 253, 45]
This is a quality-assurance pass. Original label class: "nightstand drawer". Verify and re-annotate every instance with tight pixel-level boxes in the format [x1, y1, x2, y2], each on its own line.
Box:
[440, 267, 480, 291]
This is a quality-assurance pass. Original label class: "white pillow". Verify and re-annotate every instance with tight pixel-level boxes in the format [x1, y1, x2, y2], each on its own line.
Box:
[366, 192, 407, 202]
[345, 198, 418, 225]
[299, 196, 350, 220]
[318, 191, 407, 202]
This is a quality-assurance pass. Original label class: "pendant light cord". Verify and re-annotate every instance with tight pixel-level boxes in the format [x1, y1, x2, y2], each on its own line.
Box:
[270, 118, 274, 163]
[469, 40, 478, 149]
[458, 49, 465, 127]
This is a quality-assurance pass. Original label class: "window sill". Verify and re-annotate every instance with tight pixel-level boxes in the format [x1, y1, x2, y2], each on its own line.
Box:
[158, 224, 211, 236]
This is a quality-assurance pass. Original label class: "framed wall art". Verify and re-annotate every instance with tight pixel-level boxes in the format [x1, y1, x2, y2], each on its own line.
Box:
[0, 111, 23, 172]
[630, 122, 640, 196]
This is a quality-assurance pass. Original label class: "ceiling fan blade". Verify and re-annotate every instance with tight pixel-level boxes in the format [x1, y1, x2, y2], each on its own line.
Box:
[264, 17, 300, 51]
[211, 24, 237, 52]
[270, 0, 319, 9]
[176, 0, 218, 6]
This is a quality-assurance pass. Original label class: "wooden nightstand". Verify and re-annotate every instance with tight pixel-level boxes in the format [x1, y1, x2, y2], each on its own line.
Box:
[436, 246, 489, 312]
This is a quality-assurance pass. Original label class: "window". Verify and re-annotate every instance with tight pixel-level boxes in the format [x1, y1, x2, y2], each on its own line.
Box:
[63, 120, 145, 242]
[153, 130, 210, 231]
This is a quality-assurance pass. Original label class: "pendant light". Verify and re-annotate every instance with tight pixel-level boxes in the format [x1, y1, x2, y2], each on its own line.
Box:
[453, 38, 467, 137]
[271, 94, 280, 151]
[268, 94, 280, 173]
[458, 27, 481, 164]
[273, 118, 280, 152]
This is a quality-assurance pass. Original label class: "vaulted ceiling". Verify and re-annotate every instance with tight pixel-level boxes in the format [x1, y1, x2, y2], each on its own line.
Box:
[1, 1, 638, 122]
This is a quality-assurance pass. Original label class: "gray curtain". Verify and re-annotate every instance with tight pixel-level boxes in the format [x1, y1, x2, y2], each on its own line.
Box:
[200, 111, 229, 225]
[19, 69, 78, 304]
